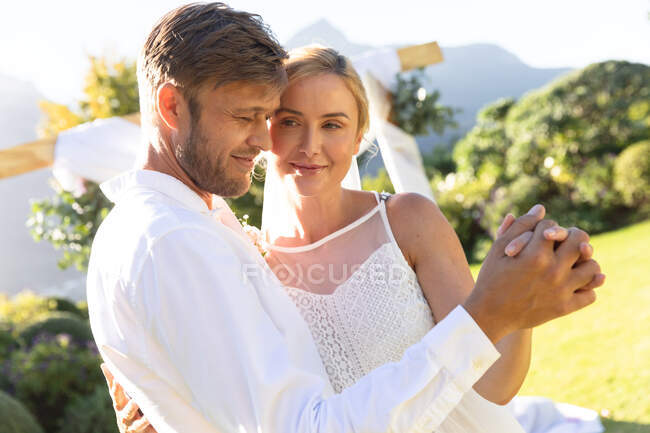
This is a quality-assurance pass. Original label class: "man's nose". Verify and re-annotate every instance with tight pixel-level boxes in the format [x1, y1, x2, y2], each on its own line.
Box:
[247, 118, 272, 151]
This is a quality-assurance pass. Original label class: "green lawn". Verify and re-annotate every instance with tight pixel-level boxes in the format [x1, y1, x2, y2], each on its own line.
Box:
[471, 219, 650, 433]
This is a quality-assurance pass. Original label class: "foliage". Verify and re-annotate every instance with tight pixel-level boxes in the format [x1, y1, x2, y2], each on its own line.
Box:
[614, 140, 650, 210]
[438, 61, 650, 258]
[361, 168, 395, 194]
[28, 181, 112, 271]
[0, 293, 109, 433]
[29, 57, 135, 271]
[432, 172, 493, 261]
[18, 312, 93, 348]
[45, 297, 86, 319]
[0, 323, 17, 362]
[0, 292, 51, 330]
[0, 293, 87, 334]
[390, 68, 458, 136]
[4, 336, 103, 433]
[80, 57, 139, 120]
[58, 385, 118, 433]
[422, 144, 457, 177]
[0, 390, 44, 433]
[225, 166, 267, 228]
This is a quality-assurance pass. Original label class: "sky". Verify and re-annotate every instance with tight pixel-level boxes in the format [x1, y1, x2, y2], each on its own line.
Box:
[1, 0, 648, 104]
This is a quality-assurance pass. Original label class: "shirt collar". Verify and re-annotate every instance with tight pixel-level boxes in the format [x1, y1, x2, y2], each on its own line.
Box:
[101, 169, 225, 215]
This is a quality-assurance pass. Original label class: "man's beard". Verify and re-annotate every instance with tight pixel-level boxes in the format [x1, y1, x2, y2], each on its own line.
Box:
[176, 119, 251, 198]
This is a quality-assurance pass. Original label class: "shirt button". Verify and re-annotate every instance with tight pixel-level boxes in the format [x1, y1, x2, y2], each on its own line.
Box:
[473, 359, 484, 371]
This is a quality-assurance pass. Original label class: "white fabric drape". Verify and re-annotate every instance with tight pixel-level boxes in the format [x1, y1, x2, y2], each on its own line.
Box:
[52, 117, 140, 193]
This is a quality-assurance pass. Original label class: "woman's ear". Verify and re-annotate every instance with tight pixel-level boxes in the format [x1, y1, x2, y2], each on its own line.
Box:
[156, 83, 186, 131]
[353, 134, 363, 155]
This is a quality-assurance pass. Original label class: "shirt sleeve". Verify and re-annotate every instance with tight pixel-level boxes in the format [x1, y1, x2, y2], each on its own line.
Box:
[102, 227, 500, 433]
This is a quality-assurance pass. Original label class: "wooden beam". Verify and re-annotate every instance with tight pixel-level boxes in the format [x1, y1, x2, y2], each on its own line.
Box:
[397, 41, 443, 71]
[0, 137, 56, 180]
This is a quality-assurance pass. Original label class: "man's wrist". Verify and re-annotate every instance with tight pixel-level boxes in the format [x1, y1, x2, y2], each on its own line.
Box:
[462, 293, 510, 344]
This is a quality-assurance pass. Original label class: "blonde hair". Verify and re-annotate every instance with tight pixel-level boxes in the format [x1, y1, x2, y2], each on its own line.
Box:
[284, 45, 369, 136]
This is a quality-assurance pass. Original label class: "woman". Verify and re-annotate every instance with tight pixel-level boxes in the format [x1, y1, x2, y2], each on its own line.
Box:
[109, 45, 585, 432]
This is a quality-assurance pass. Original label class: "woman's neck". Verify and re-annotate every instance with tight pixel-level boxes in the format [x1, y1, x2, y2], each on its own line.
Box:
[272, 184, 350, 246]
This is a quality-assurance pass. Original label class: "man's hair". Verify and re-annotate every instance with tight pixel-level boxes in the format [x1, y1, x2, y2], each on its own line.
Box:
[284, 45, 369, 136]
[138, 2, 288, 122]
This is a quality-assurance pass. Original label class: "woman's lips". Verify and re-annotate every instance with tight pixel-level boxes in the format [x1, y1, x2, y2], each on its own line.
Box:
[290, 162, 327, 175]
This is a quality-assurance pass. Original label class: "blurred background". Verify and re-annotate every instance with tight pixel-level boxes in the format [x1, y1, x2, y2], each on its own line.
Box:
[1, 1, 648, 432]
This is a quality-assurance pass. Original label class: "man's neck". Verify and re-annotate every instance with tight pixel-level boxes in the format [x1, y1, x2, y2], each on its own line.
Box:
[140, 141, 213, 210]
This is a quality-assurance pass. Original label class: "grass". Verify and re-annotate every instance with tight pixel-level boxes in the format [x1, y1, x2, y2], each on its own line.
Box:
[471, 219, 650, 433]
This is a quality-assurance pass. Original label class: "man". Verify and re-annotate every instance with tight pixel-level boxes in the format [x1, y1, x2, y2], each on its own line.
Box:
[87, 3, 605, 433]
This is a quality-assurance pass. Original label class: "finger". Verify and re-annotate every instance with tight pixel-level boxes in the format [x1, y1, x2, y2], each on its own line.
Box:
[126, 417, 152, 433]
[497, 204, 546, 246]
[566, 288, 597, 315]
[543, 226, 569, 242]
[575, 273, 606, 292]
[497, 213, 515, 237]
[523, 219, 558, 255]
[567, 259, 602, 291]
[112, 380, 129, 411]
[505, 231, 533, 256]
[119, 399, 141, 426]
[576, 242, 594, 264]
[556, 227, 590, 266]
[101, 363, 114, 386]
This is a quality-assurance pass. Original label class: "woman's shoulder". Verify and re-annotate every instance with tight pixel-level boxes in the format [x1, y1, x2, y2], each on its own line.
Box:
[383, 192, 456, 263]
[383, 192, 445, 226]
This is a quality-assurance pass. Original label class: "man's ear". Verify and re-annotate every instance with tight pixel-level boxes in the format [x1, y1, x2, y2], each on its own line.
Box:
[156, 83, 186, 131]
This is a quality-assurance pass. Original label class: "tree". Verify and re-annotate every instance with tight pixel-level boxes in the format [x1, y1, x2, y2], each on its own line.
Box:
[435, 60, 650, 260]
[28, 57, 138, 271]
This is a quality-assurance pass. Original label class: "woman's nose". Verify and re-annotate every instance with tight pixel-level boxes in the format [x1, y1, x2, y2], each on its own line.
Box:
[300, 127, 321, 158]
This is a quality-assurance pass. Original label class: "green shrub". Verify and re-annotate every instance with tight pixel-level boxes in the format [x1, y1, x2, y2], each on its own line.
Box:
[6, 337, 103, 433]
[58, 385, 118, 433]
[45, 297, 85, 319]
[18, 312, 93, 348]
[433, 172, 492, 260]
[614, 140, 650, 209]
[0, 322, 16, 360]
[0, 293, 51, 331]
[362, 168, 395, 194]
[0, 390, 44, 433]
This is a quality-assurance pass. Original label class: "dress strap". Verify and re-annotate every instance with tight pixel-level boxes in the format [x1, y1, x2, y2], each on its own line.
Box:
[378, 191, 392, 203]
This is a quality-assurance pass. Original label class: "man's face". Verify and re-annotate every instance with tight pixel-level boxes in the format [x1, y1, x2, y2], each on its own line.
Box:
[176, 82, 280, 197]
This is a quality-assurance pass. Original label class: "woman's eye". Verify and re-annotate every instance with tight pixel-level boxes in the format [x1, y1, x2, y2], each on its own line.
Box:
[323, 122, 342, 129]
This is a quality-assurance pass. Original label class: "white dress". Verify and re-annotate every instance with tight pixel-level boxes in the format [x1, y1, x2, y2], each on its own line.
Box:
[266, 192, 525, 433]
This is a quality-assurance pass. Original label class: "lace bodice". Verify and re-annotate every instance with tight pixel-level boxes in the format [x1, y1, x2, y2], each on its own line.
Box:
[284, 242, 434, 392]
[266, 191, 524, 432]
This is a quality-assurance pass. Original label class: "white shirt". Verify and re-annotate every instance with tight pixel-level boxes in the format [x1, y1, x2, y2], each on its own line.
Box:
[87, 169, 500, 433]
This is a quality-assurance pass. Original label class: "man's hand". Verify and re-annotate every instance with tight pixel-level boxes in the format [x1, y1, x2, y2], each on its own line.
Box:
[101, 364, 156, 433]
[464, 204, 606, 343]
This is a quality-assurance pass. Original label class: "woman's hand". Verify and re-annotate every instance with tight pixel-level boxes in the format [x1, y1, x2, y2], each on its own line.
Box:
[497, 210, 595, 263]
[101, 364, 156, 433]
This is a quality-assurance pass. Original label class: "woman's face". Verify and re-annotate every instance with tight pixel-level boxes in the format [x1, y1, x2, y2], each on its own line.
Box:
[269, 73, 361, 197]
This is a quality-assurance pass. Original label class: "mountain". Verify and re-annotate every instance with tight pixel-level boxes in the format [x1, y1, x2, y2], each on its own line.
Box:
[0, 74, 86, 300]
[283, 20, 572, 156]
[284, 19, 374, 57]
